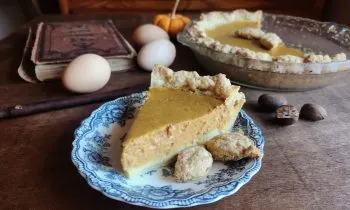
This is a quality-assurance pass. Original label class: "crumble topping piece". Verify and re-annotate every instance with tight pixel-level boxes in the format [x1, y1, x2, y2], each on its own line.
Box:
[304, 54, 332, 63]
[198, 9, 262, 30]
[332, 53, 347, 62]
[234, 49, 272, 61]
[259, 33, 283, 50]
[274, 55, 303, 63]
[233, 27, 265, 40]
[235, 48, 257, 59]
[221, 44, 233, 53]
[201, 38, 215, 47]
[206, 132, 261, 161]
[174, 146, 213, 182]
[230, 46, 242, 54]
[255, 52, 273, 61]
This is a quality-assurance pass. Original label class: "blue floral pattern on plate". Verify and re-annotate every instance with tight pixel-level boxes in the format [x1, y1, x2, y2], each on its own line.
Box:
[71, 92, 265, 208]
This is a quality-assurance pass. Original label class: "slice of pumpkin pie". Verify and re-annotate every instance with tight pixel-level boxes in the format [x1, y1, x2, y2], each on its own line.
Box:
[121, 65, 245, 177]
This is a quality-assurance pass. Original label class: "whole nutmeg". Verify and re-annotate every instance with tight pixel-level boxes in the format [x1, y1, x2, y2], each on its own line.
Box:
[258, 94, 288, 111]
[300, 103, 327, 121]
[275, 105, 299, 125]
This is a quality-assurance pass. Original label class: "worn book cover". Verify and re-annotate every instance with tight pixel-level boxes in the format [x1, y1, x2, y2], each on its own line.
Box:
[19, 20, 137, 82]
[31, 19, 136, 64]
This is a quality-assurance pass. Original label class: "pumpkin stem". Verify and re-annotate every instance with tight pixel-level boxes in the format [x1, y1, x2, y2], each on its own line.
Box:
[171, 0, 180, 19]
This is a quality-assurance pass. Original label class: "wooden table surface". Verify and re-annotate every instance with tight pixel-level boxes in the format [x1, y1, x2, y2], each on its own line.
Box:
[1, 13, 350, 210]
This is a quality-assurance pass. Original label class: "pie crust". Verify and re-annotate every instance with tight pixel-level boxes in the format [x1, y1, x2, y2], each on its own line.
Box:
[233, 27, 265, 40]
[259, 33, 283, 50]
[151, 65, 240, 100]
[206, 131, 261, 161]
[174, 146, 213, 182]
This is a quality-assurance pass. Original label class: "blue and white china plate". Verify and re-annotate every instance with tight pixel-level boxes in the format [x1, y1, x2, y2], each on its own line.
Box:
[72, 92, 264, 209]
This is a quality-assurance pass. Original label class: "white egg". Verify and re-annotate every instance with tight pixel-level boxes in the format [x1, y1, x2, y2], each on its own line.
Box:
[62, 54, 111, 93]
[132, 24, 169, 46]
[137, 39, 176, 71]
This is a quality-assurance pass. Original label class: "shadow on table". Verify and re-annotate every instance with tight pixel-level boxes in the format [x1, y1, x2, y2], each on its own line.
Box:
[243, 101, 280, 126]
[40, 115, 144, 209]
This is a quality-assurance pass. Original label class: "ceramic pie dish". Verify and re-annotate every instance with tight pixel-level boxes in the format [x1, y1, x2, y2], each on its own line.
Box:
[178, 11, 350, 91]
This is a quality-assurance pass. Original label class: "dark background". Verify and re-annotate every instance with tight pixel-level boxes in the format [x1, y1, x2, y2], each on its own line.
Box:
[1, 0, 349, 40]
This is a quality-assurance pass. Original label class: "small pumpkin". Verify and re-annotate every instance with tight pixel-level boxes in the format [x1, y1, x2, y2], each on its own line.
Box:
[153, 0, 191, 38]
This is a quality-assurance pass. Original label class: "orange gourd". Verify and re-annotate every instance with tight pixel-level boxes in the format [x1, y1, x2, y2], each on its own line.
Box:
[153, 0, 191, 38]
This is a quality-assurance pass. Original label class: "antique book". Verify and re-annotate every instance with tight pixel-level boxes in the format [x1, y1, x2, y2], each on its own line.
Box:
[31, 20, 136, 81]
[18, 28, 37, 83]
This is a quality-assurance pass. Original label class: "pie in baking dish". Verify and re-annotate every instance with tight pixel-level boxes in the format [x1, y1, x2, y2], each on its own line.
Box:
[187, 9, 346, 63]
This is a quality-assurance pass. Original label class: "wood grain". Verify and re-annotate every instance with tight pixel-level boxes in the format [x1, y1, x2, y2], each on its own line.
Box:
[61, 0, 325, 19]
[1, 13, 350, 210]
[0, 84, 147, 119]
[59, 0, 70, 15]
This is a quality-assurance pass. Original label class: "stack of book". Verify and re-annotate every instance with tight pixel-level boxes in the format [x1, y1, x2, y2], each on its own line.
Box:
[23, 19, 136, 82]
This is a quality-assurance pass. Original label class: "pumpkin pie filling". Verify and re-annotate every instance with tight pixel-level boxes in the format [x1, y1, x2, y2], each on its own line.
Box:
[205, 21, 304, 57]
[126, 87, 223, 140]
